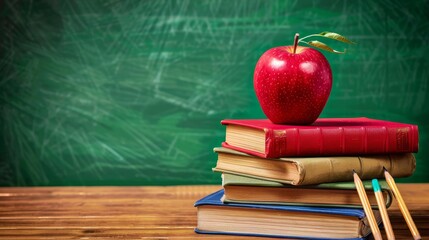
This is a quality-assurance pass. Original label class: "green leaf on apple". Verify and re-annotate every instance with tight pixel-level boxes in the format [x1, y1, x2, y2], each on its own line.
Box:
[318, 32, 355, 44]
[296, 32, 354, 54]
[303, 40, 346, 54]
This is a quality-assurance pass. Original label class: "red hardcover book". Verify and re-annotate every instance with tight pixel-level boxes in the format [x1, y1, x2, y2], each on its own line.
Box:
[221, 118, 418, 158]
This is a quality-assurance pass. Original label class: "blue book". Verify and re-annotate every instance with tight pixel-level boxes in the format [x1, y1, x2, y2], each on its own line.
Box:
[195, 190, 381, 240]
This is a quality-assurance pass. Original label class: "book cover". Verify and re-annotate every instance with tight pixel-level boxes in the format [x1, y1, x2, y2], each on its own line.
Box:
[221, 117, 419, 158]
[222, 173, 393, 208]
[213, 147, 416, 185]
[195, 190, 380, 240]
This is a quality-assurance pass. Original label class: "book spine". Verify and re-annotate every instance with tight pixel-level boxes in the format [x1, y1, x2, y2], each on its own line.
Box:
[265, 125, 418, 158]
[298, 153, 416, 185]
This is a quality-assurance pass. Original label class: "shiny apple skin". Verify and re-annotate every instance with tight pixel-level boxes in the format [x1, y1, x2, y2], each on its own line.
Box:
[254, 46, 332, 125]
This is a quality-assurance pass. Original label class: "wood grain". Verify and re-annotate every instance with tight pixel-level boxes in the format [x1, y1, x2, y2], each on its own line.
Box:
[0, 184, 428, 239]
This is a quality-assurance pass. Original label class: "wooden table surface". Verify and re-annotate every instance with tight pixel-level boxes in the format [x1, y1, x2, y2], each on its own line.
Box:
[0, 184, 428, 239]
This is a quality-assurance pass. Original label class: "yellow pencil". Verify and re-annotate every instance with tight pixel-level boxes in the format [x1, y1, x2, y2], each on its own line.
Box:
[372, 178, 395, 240]
[353, 170, 382, 240]
[384, 168, 421, 240]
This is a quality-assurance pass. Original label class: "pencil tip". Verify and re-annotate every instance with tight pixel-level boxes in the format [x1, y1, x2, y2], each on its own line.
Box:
[352, 169, 356, 174]
[383, 166, 388, 172]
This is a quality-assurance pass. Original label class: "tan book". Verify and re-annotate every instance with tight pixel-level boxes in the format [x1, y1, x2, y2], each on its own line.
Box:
[213, 147, 416, 185]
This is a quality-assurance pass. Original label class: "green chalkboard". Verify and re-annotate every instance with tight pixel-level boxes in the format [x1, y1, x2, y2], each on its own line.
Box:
[1, 0, 428, 186]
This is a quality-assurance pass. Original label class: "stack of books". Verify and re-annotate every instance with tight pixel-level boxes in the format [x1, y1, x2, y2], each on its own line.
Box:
[195, 117, 418, 239]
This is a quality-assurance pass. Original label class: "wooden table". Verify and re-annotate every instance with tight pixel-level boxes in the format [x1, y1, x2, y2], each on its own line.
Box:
[0, 184, 428, 239]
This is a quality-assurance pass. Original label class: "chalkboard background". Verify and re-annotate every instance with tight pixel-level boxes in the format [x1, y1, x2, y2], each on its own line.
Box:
[1, 0, 428, 186]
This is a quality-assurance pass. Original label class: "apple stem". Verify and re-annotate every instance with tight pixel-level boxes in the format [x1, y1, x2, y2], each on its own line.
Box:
[293, 33, 299, 54]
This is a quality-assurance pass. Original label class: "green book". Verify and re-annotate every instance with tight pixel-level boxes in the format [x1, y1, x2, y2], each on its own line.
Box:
[222, 173, 393, 208]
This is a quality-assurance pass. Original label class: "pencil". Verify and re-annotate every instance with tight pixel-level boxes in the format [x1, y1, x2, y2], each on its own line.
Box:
[372, 178, 395, 240]
[353, 170, 382, 240]
[384, 168, 421, 240]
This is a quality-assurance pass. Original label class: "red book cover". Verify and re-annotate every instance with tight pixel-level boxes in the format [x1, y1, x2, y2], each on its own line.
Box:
[221, 117, 419, 158]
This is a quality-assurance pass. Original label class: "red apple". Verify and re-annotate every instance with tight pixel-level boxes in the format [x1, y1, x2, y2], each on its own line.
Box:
[254, 34, 332, 125]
